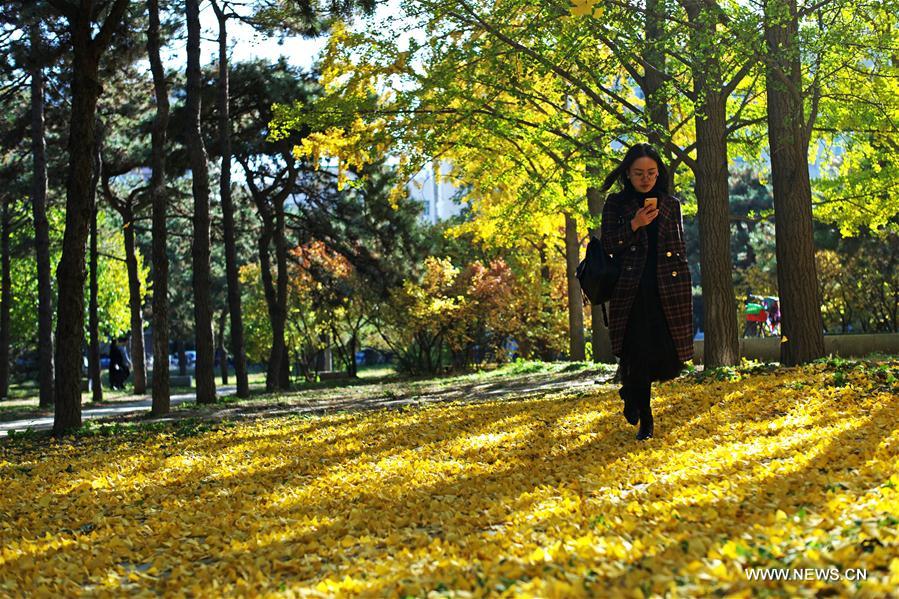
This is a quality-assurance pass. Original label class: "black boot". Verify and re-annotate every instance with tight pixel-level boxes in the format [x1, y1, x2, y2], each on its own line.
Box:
[636, 385, 654, 441]
[619, 386, 639, 426]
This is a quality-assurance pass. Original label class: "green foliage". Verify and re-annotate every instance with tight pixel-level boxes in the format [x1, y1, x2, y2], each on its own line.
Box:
[4, 204, 145, 353]
[505, 358, 549, 375]
[376, 256, 465, 375]
[375, 242, 569, 374]
[8, 204, 62, 352]
[808, 3, 899, 236]
[815, 355, 899, 393]
[238, 262, 274, 365]
[89, 212, 151, 340]
[816, 233, 899, 333]
[687, 358, 777, 384]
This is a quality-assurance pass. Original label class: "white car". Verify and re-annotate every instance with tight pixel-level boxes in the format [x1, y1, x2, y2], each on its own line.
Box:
[168, 351, 197, 367]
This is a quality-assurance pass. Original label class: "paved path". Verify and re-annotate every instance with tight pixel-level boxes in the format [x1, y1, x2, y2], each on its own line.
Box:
[0, 367, 619, 437]
[0, 386, 237, 436]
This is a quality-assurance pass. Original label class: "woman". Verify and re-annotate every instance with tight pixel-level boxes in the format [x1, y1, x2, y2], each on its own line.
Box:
[600, 143, 693, 440]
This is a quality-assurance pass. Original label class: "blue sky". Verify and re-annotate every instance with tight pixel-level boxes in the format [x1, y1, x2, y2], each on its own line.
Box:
[163, 1, 407, 73]
[159, 2, 328, 72]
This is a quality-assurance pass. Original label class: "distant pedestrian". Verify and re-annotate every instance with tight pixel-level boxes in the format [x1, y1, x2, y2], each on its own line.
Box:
[600, 143, 694, 440]
[108, 338, 130, 390]
[745, 296, 765, 337]
[765, 297, 781, 336]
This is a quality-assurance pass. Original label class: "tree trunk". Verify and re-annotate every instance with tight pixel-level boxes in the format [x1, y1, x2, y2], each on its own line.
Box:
[29, 22, 55, 409]
[178, 341, 187, 376]
[586, 173, 614, 363]
[565, 213, 585, 361]
[217, 308, 228, 385]
[0, 199, 11, 400]
[281, 346, 291, 387]
[693, 94, 739, 366]
[275, 207, 290, 389]
[258, 224, 285, 391]
[684, 0, 740, 367]
[764, 0, 825, 365]
[147, 0, 171, 415]
[644, 0, 675, 191]
[211, 0, 250, 398]
[122, 205, 147, 393]
[186, 0, 216, 404]
[89, 204, 102, 402]
[538, 242, 550, 282]
[348, 333, 358, 377]
[53, 0, 129, 435]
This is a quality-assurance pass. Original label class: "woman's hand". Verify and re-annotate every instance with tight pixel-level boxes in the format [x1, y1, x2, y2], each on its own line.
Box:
[631, 205, 659, 231]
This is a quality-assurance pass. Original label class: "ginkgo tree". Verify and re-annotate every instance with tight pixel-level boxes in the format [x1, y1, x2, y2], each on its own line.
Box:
[273, 0, 724, 362]
[271, 9, 627, 361]
[809, 2, 899, 237]
[274, 0, 899, 368]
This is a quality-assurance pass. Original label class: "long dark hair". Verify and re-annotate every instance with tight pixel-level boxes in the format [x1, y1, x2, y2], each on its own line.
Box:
[600, 142, 670, 194]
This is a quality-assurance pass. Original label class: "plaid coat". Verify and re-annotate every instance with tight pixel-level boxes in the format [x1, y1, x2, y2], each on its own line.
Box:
[600, 190, 694, 363]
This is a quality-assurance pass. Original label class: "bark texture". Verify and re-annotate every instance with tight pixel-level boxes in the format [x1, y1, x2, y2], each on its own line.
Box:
[764, 0, 825, 365]
[0, 199, 11, 400]
[186, 0, 217, 404]
[586, 181, 614, 362]
[212, 0, 250, 397]
[53, 0, 130, 435]
[644, 0, 676, 190]
[89, 201, 102, 402]
[122, 205, 147, 392]
[683, 0, 740, 367]
[29, 22, 55, 409]
[565, 213, 586, 361]
[147, 0, 171, 414]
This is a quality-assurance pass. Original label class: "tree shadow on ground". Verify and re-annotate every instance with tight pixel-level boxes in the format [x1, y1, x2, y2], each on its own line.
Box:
[3, 366, 895, 596]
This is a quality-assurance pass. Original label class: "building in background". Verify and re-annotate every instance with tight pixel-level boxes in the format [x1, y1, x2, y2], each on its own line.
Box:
[406, 160, 464, 224]
[301, 158, 463, 224]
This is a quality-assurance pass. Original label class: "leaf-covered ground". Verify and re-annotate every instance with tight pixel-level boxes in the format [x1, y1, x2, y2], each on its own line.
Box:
[2, 358, 898, 597]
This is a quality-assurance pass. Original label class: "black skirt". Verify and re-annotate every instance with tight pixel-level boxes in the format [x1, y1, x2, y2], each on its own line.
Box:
[618, 218, 683, 387]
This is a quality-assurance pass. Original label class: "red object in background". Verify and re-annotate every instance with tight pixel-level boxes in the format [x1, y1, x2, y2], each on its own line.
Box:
[746, 310, 768, 323]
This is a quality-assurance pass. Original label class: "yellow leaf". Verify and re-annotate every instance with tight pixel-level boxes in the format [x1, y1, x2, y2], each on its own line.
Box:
[721, 540, 740, 560]
[569, 0, 596, 17]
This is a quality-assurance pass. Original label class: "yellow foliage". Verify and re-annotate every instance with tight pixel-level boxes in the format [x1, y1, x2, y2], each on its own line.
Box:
[2, 362, 899, 595]
[568, 0, 597, 18]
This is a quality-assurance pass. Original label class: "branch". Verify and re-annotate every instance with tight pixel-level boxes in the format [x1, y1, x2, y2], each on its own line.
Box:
[94, 0, 131, 53]
[128, 184, 152, 210]
[0, 74, 29, 104]
[797, 0, 839, 18]
[99, 251, 127, 263]
[592, 30, 645, 88]
[725, 116, 767, 137]
[726, 74, 764, 129]
[804, 9, 835, 145]
[721, 55, 758, 98]
[101, 172, 124, 213]
[210, 0, 225, 20]
[447, 4, 611, 119]
[813, 127, 899, 135]
[46, 0, 77, 18]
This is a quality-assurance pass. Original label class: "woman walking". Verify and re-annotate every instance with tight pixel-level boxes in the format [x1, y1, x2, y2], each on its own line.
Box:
[600, 143, 694, 440]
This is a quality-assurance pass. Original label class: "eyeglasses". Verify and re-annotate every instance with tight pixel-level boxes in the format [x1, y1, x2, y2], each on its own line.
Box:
[631, 171, 658, 181]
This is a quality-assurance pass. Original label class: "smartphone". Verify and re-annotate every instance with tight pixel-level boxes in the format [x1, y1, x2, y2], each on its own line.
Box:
[643, 197, 658, 210]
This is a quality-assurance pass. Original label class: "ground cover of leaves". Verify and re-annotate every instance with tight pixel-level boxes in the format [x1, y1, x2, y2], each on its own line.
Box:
[1, 358, 898, 597]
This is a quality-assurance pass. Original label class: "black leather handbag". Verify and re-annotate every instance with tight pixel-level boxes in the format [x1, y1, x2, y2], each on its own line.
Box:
[575, 236, 620, 326]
